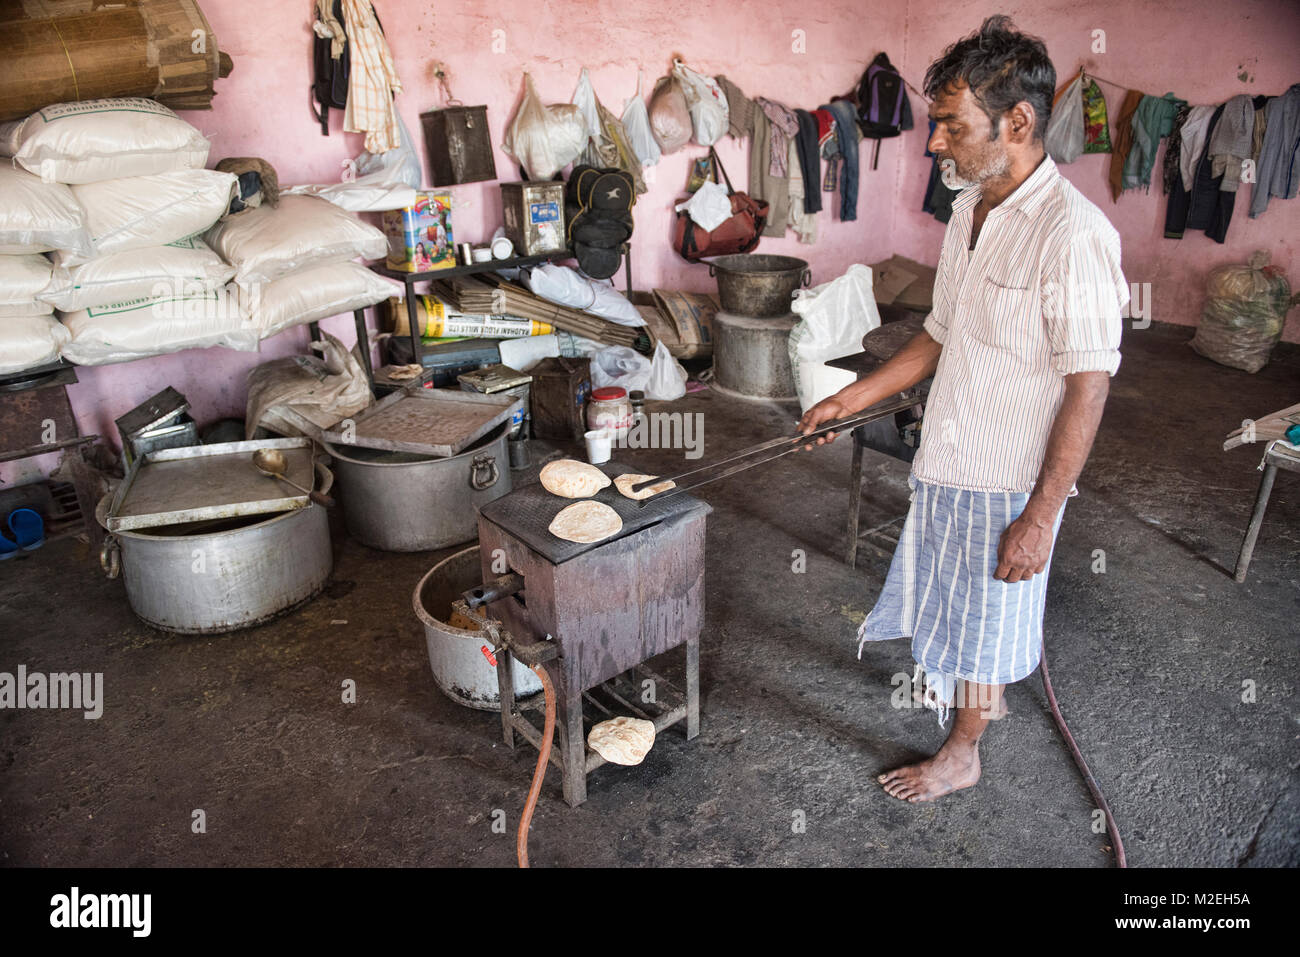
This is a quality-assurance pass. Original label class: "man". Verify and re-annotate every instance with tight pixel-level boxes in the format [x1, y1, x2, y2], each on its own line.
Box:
[798, 15, 1128, 803]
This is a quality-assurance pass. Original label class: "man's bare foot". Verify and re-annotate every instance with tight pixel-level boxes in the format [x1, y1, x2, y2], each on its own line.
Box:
[878, 748, 981, 803]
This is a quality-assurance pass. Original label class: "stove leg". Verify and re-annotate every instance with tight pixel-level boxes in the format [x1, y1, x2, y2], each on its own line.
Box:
[560, 691, 587, 807]
[686, 636, 700, 740]
[497, 647, 516, 749]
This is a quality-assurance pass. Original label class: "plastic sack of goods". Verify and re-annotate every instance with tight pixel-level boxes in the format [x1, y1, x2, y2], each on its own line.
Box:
[59, 288, 259, 366]
[0, 314, 70, 375]
[0, 97, 210, 185]
[205, 194, 388, 286]
[46, 237, 234, 313]
[0, 166, 92, 257]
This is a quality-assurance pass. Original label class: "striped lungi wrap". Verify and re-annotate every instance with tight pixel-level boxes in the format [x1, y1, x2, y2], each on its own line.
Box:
[858, 476, 1066, 726]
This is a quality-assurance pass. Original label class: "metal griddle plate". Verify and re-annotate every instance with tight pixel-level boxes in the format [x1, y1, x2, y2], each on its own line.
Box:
[107, 438, 316, 532]
[478, 460, 712, 564]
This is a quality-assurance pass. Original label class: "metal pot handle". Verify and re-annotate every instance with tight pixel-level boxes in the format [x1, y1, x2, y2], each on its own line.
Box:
[802, 268, 813, 287]
[707, 263, 718, 278]
[314, 461, 335, 495]
[470, 453, 500, 491]
[100, 536, 120, 580]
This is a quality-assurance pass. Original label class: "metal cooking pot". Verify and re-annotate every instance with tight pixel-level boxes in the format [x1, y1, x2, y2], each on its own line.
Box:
[96, 462, 334, 634]
[708, 254, 812, 318]
[323, 422, 512, 552]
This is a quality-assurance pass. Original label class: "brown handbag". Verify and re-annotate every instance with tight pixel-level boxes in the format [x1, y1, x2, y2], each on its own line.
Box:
[673, 147, 769, 262]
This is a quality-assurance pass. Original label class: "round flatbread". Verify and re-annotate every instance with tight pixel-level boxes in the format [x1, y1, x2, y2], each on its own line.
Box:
[539, 458, 612, 498]
[614, 473, 676, 501]
[548, 500, 623, 544]
[588, 716, 656, 766]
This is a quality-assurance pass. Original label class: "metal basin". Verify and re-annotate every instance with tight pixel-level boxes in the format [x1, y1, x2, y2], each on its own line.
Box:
[412, 545, 541, 710]
[708, 254, 811, 318]
[96, 489, 333, 635]
[323, 422, 512, 552]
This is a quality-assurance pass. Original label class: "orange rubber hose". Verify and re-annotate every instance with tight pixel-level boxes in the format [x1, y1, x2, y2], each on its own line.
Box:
[517, 663, 556, 868]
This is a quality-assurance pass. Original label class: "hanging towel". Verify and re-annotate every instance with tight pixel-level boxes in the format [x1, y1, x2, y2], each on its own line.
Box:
[341, 0, 402, 153]
[1108, 90, 1145, 201]
[1177, 105, 1216, 192]
[715, 75, 755, 140]
[1122, 92, 1185, 194]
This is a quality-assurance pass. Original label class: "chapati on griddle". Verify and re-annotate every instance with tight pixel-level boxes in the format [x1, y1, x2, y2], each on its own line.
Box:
[547, 500, 623, 544]
[614, 473, 676, 500]
[539, 459, 612, 498]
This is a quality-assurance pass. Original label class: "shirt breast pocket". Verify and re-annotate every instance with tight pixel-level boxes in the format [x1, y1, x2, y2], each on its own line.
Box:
[975, 276, 1040, 353]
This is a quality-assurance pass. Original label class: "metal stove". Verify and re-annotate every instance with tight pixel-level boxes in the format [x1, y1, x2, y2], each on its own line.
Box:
[466, 459, 711, 806]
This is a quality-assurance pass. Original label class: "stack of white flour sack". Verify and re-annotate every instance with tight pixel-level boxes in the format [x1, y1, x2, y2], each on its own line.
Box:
[0, 97, 395, 373]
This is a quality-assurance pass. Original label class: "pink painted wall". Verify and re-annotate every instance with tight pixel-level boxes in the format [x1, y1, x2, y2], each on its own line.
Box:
[5, 0, 1298, 487]
[890, 0, 1300, 343]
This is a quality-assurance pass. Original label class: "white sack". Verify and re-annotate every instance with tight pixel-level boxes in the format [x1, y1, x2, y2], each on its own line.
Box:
[205, 194, 387, 286]
[0, 166, 92, 257]
[524, 263, 643, 326]
[68, 168, 238, 262]
[646, 340, 688, 400]
[0, 300, 53, 317]
[0, 313, 70, 374]
[0, 253, 60, 303]
[47, 237, 234, 312]
[251, 261, 398, 339]
[0, 97, 210, 185]
[788, 263, 881, 411]
[59, 287, 259, 366]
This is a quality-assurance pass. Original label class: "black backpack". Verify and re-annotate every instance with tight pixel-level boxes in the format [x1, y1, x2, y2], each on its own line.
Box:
[855, 52, 914, 169]
[565, 166, 635, 280]
[311, 0, 350, 136]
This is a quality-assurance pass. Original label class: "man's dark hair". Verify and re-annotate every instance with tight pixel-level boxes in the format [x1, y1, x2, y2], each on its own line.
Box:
[923, 15, 1056, 141]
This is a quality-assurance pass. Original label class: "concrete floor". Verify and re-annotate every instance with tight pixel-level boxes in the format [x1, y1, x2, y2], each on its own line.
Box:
[1, 321, 1296, 867]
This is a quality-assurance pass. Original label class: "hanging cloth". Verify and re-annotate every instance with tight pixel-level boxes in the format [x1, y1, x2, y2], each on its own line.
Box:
[341, 0, 403, 153]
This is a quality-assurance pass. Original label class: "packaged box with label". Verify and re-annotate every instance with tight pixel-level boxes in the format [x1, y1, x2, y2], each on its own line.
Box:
[383, 192, 455, 273]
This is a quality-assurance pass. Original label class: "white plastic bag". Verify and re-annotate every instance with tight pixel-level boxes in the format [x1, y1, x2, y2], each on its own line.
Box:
[245, 332, 373, 437]
[788, 264, 881, 411]
[502, 73, 586, 180]
[674, 180, 731, 231]
[354, 112, 422, 188]
[524, 263, 644, 326]
[621, 71, 661, 167]
[1045, 73, 1085, 165]
[647, 340, 688, 400]
[673, 59, 728, 147]
[591, 345, 652, 394]
[572, 68, 602, 143]
[285, 110, 422, 211]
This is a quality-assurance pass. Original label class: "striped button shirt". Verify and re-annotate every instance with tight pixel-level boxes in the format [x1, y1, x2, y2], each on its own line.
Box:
[912, 155, 1129, 494]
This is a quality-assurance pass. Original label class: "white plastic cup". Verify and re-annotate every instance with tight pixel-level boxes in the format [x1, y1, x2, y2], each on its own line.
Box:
[584, 429, 612, 465]
[491, 236, 514, 260]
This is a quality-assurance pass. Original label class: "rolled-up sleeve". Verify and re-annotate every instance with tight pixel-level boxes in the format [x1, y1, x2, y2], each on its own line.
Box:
[1042, 227, 1128, 376]
[922, 236, 957, 345]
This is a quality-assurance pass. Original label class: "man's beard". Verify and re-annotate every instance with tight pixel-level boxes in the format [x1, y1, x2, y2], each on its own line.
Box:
[940, 147, 1009, 190]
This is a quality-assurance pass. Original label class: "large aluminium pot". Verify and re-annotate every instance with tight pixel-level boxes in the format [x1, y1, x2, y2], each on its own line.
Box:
[95, 467, 334, 635]
[412, 545, 542, 710]
[708, 254, 811, 318]
[322, 422, 512, 552]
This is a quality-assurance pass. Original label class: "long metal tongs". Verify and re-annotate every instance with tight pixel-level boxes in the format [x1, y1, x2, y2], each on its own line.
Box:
[630, 391, 925, 506]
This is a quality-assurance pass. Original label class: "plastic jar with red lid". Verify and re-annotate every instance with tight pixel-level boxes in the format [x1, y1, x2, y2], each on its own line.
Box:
[587, 386, 633, 435]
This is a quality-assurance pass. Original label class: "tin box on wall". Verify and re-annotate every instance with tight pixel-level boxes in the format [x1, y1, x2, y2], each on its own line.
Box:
[420, 106, 498, 186]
